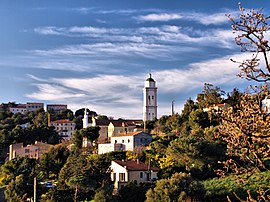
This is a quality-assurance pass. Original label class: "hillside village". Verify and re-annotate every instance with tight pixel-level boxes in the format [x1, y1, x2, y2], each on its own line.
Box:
[2, 4, 270, 202]
[1, 72, 270, 201]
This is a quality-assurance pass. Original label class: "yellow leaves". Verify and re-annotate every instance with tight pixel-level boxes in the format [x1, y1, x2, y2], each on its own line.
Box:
[126, 151, 138, 161]
[158, 156, 175, 169]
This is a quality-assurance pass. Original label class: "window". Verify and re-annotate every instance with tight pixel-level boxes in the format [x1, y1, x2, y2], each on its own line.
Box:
[25, 149, 30, 153]
[122, 139, 124, 143]
[115, 140, 117, 143]
[119, 173, 125, 181]
[112, 173, 116, 181]
[140, 172, 143, 178]
[148, 95, 151, 104]
[128, 139, 130, 143]
[146, 173, 151, 181]
[152, 95, 154, 100]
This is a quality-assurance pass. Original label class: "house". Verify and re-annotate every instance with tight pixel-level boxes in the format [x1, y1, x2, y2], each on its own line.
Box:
[9, 102, 44, 114]
[83, 109, 143, 144]
[9, 141, 52, 160]
[47, 104, 67, 113]
[50, 119, 76, 140]
[91, 117, 110, 143]
[111, 160, 159, 192]
[9, 104, 27, 114]
[26, 102, 44, 112]
[107, 120, 137, 139]
[98, 131, 152, 154]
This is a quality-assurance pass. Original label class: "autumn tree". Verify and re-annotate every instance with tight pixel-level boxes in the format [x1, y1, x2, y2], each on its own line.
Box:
[213, 4, 270, 201]
[228, 4, 270, 82]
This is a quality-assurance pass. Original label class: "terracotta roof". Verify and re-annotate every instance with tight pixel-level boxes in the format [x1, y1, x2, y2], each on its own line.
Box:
[114, 160, 159, 171]
[112, 131, 148, 137]
[110, 120, 136, 127]
[51, 119, 74, 123]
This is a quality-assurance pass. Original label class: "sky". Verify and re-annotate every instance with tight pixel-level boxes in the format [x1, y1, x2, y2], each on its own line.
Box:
[0, 0, 270, 119]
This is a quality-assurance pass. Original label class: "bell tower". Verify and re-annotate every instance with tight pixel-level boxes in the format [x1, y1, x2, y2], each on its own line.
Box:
[143, 74, 157, 122]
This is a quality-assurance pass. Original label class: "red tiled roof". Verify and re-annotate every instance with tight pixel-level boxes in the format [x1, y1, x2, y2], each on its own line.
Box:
[112, 131, 148, 137]
[114, 160, 159, 171]
[51, 119, 74, 123]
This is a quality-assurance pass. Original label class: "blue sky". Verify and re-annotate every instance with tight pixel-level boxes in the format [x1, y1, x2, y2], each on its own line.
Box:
[0, 0, 269, 119]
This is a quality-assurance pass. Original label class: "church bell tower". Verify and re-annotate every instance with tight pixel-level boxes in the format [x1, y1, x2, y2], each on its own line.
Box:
[143, 74, 157, 122]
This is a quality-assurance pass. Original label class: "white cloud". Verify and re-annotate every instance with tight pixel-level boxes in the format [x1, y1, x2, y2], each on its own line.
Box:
[34, 27, 64, 35]
[135, 10, 238, 25]
[136, 13, 182, 22]
[185, 12, 229, 25]
[26, 52, 250, 118]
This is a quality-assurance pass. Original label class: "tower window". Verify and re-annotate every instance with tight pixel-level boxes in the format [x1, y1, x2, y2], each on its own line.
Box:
[148, 95, 151, 104]
[152, 95, 154, 100]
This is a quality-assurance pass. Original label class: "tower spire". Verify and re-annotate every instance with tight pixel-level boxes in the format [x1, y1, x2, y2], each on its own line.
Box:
[143, 74, 157, 122]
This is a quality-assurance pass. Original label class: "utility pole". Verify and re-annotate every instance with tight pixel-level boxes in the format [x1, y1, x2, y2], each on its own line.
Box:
[172, 100, 175, 115]
[33, 177, 37, 202]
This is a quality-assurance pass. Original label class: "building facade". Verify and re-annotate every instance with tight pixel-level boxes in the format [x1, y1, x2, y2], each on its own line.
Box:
[50, 119, 76, 140]
[143, 74, 157, 122]
[9, 104, 27, 114]
[111, 160, 159, 192]
[9, 141, 52, 160]
[9, 102, 44, 114]
[47, 104, 67, 113]
[98, 131, 152, 154]
[26, 102, 44, 112]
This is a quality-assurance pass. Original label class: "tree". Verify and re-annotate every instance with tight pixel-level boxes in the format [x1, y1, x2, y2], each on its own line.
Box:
[216, 86, 270, 175]
[145, 172, 205, 202]
[215, 4, 270, 176]
[228, 3, 270, 82]
[74, 108, 97, 118]
[117, 181, 153, 202]
[181, 98, 198, 120]
[213, 5, 270, 200]
[0, 157, 36, 186]
[72, 126, 100, 150]
[94, 185, 114, 202]
[58, 153, 111, 201]
[166, 135, 225, 180]
[196, 83, 225, 109]
[226, 88, 242, 111]
[39, 145, 70, 180]
[4, 175, 28, 202]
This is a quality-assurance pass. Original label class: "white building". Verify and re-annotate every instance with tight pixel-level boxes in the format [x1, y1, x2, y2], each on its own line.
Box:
[111, 160, 159, 192]
[50, 119, 76, 140]
[98, 131, 152, 154]
[9, 102, 44, 114]
[143, 74, 157, 122]
[47, 104, 67, 113]
[262, 96, 270, 113]
[9, 104, 27, 114]
[26, 102, 44, 112]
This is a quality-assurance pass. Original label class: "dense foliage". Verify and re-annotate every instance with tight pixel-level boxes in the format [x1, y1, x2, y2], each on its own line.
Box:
[1, 5, 270, 201]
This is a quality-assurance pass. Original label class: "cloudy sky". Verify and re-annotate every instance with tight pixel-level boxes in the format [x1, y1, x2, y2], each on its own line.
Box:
[0, 0, 269, 119]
